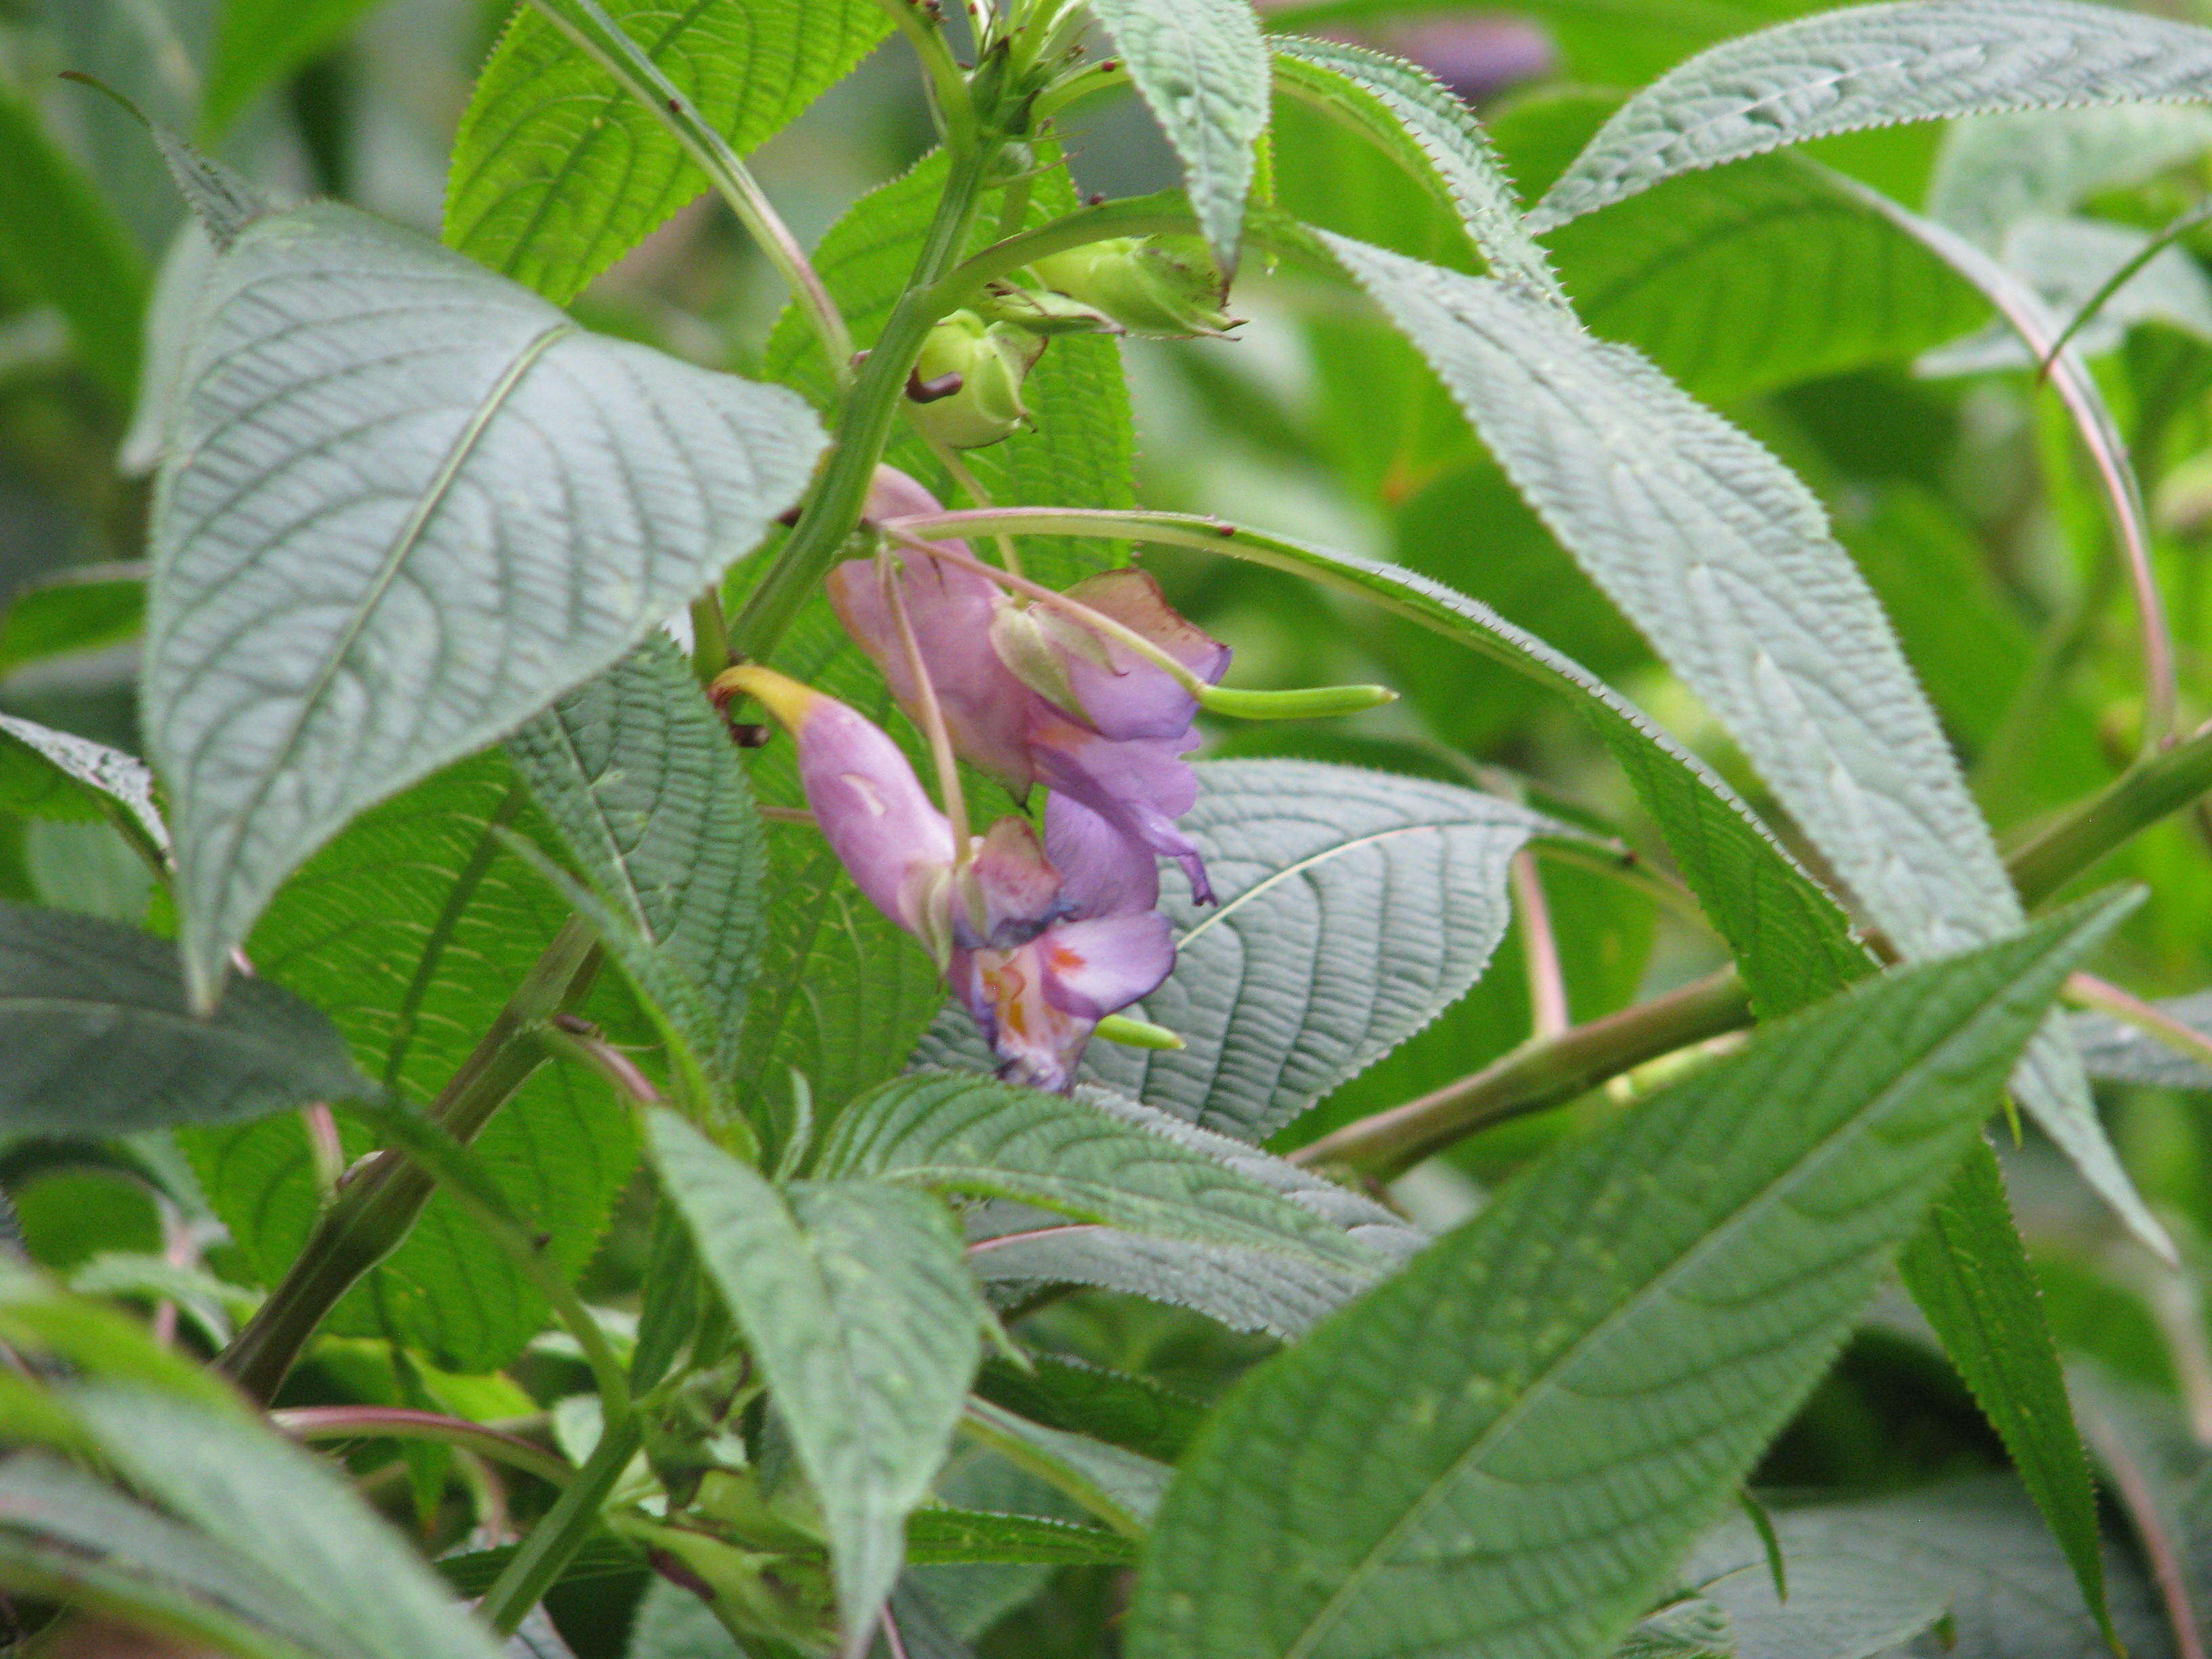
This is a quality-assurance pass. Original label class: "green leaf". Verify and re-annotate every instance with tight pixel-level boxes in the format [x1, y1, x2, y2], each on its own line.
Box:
[905, 1509, 1136, 1567]
[1529, 0, 2212, 230]
[1542, 155, 1986, 403]
[445, 0, 889, 303]
[0, 901, 368, 1138]
[1126, 893, 2134, 1659]
[974, 1354, 1205, 1465]
[2070, 1364, 2212, 1646]
[817, 1071, 1390, 1269]
[1269, 37, 1561, 301]
[0, 85, 150, 405]
[144, 201, 824, 1008]
[189, 753, 640, 1372]
[0, 567, 146, 679]
[508, 637, 766, 1107]
[64, 1382, 510, 1659]
[1610, 1597, 1730, 1659]
[202, 0, 383, 136]
[0, 714, 168, 853]
[1090, 0, 1271, 272]
[1680, 1538, 1947, 1659]
[1898, 1139, 2116, 1647]
[920, 758, 1556, 1141]
[1927, 104, 2212, 251]
[649, 1111, 985, 1645]
[1321, 232, 2162, 1254]
[626, 1576, 745, 1659]
[962, 1397, 1172, 1538]
[0, 1454, 361, 1659]
[2071, 993, 2212, 1090]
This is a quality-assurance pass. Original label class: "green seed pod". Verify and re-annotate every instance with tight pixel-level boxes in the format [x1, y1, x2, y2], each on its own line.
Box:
[1197, 681, 1399, 719]
[1030, 234, 1242, 337]
[905, 309, 1045, 449]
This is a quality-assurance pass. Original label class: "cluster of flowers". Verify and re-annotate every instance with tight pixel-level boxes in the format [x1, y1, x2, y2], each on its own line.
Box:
[720, 469, 1229, 1093]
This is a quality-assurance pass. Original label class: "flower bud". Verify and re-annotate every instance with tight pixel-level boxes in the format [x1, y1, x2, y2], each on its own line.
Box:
[1029, 235, 1242, 337]
[905, 308, 1045, 449]
[979, 279, 1124, 336]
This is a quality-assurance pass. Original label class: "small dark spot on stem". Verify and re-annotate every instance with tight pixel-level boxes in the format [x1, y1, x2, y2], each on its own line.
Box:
[1086, 192, 1107, 207]
[552, 1012, 598, 1035]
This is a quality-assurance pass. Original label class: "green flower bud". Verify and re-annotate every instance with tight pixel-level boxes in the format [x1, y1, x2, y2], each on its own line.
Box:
[979, 279, 1124, 336]
[1030, 234, 1242, 337]
[905, 308, 1045, 449]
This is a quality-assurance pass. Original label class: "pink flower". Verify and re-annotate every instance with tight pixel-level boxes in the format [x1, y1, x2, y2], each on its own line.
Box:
[720, 667, 1174, 1092]
[827, 468, 1229, 903]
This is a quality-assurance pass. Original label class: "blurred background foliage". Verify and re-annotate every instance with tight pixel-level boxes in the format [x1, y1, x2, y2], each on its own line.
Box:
[13, 1, 2212, 1653]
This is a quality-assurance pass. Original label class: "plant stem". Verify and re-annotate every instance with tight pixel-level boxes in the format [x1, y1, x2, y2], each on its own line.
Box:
[274, 1406, 575, 1488]
[477, 1413, 644, 1636]
[2062, 971, 2212, 1073]
[728, 142, 1000, 663]
[2006, 718, 2212, 904]
[215, 923, 599, 1404]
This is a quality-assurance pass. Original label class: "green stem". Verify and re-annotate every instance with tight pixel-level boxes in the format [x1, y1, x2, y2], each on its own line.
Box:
[274, 1406, 575, 1488]
[477, 1412, 644, 1636]
[2007, 719, 2212, 904]
[215, 923, 599, 1405]
[728, 142, 1000, 663]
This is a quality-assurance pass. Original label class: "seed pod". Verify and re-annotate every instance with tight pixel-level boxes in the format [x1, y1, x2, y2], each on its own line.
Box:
[1030, 234, 1242, 337]
[905, 309, 1045, 448]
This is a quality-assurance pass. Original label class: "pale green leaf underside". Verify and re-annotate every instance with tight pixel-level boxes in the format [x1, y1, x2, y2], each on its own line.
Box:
[0, 713, 168, 851]
[650, 1113, 983, 1643]
[508, 636, 766, 1095]
[914, 758, 1552, 1142]
[1530, 0, 2212, 230]
[0, 901, 369, 1139]
[1090, 0, 1271, 272]
[445, 0, 890, 302]
[144, 202, 823, 1005]
[67, 1384, 509, 1659]
[1689, 1547, 1946, 1659]
[1322, 232, 2159, 1252]
[1928, 104, 2212, 251]
[1127, 894, 2131, 1659]
[2072, 992, 2212, 1090]
[819, 1072, 1388, 1270]
[1269, 36, 1562, 302]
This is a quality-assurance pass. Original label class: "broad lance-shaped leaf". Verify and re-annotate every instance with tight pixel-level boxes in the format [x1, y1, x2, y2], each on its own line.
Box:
[1269, 37, 1562, 303]
[447, 0, 888, 304]
[1927, 105, 2212, 253]
[0, 713, 167, 853]
[962, 1397, 1172, 1540]
[649, 1112, 985, 1647]
[2072, 993, 2212, 1090]
[1126, 891, 2137, 1659]
[61, 1384, 509, 1659]
[1322, 232, 2165, 1257]
[508, 636, 766, 1105]
[916, 758, 1556, 1142]
[1089, 0, 1270, 273]
[1678, 1536, 1948, 1659]
[0, 903, 369, 1139]
[1530, 0, 2212, 231]
[144, 200, 823, 1007]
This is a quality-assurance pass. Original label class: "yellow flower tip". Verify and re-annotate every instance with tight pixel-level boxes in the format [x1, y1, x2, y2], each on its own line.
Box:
[711, 663, 819, 731]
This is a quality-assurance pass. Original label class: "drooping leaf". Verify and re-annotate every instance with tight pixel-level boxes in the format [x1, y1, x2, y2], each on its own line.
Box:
[1269, 37, 1561, 301]
[916, 758, 1555, 1141]
[817, 1072, 1391, 1269]
[0, 902, 368, 1139]
[0, 568, 147, 679]
[187, 754, 640, 1372]
[1089, 0, 1271, 272]
[446, 0, 890, 303]
[962, 1397, 1172, 1538]
[1530, 0, 2212, 230]
[649, 1111, 985, 1645]
[508, 636, 766, 1109]
[144, 200, 824, 1006]
[202, 0, 385, 136]
[64, 1383, 510, 1659]
[0, 714, 168, 854]
[973, 1354, 1205, 1465]
[1322, 232, 2162, 1254]
[904, 1509, 1136, 1568]
[1126, 893, 2133, 1659]
[0, 85, 150, 405]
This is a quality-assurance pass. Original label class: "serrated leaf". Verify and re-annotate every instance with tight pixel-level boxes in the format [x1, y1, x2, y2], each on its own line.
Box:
[0, 714, 168, 853]
[915, 758, 1554, 1141]
[188, 753, 640, 1372]
[1928, 104, 2212, 251]
[1090, 0, 1270, 272]
[1683, 1544, 1946, 1659]
[144, 200, 823, 1006]
[2071, 994, 2212, 1090]
[508, 637, 766, 1106]
[64, 1383, 510, 1659]
[905, 1509, 1136, 1567]
[1530, 0, 2212, 231]
[1126, 893, 2133, 1659]
[962, 1397, 1172, 1538]
[1269, 37, 1561, 300]
[1612, 1597, 1731, 1659]
[974, 1354, 1205, 1465]
[0, 84, 149, 405]
[1322, 232, 2163, 1255]
[446, 0, 889, 303]
[649, 1112, 985, 1646]
[0, 902, 368, 1138]
[818, 1072, 1387, 1269]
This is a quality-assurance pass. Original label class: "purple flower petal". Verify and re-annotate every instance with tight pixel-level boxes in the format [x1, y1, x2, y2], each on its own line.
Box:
[1056, 568, 1229, 741]
[954, 909, 1175, 1092]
